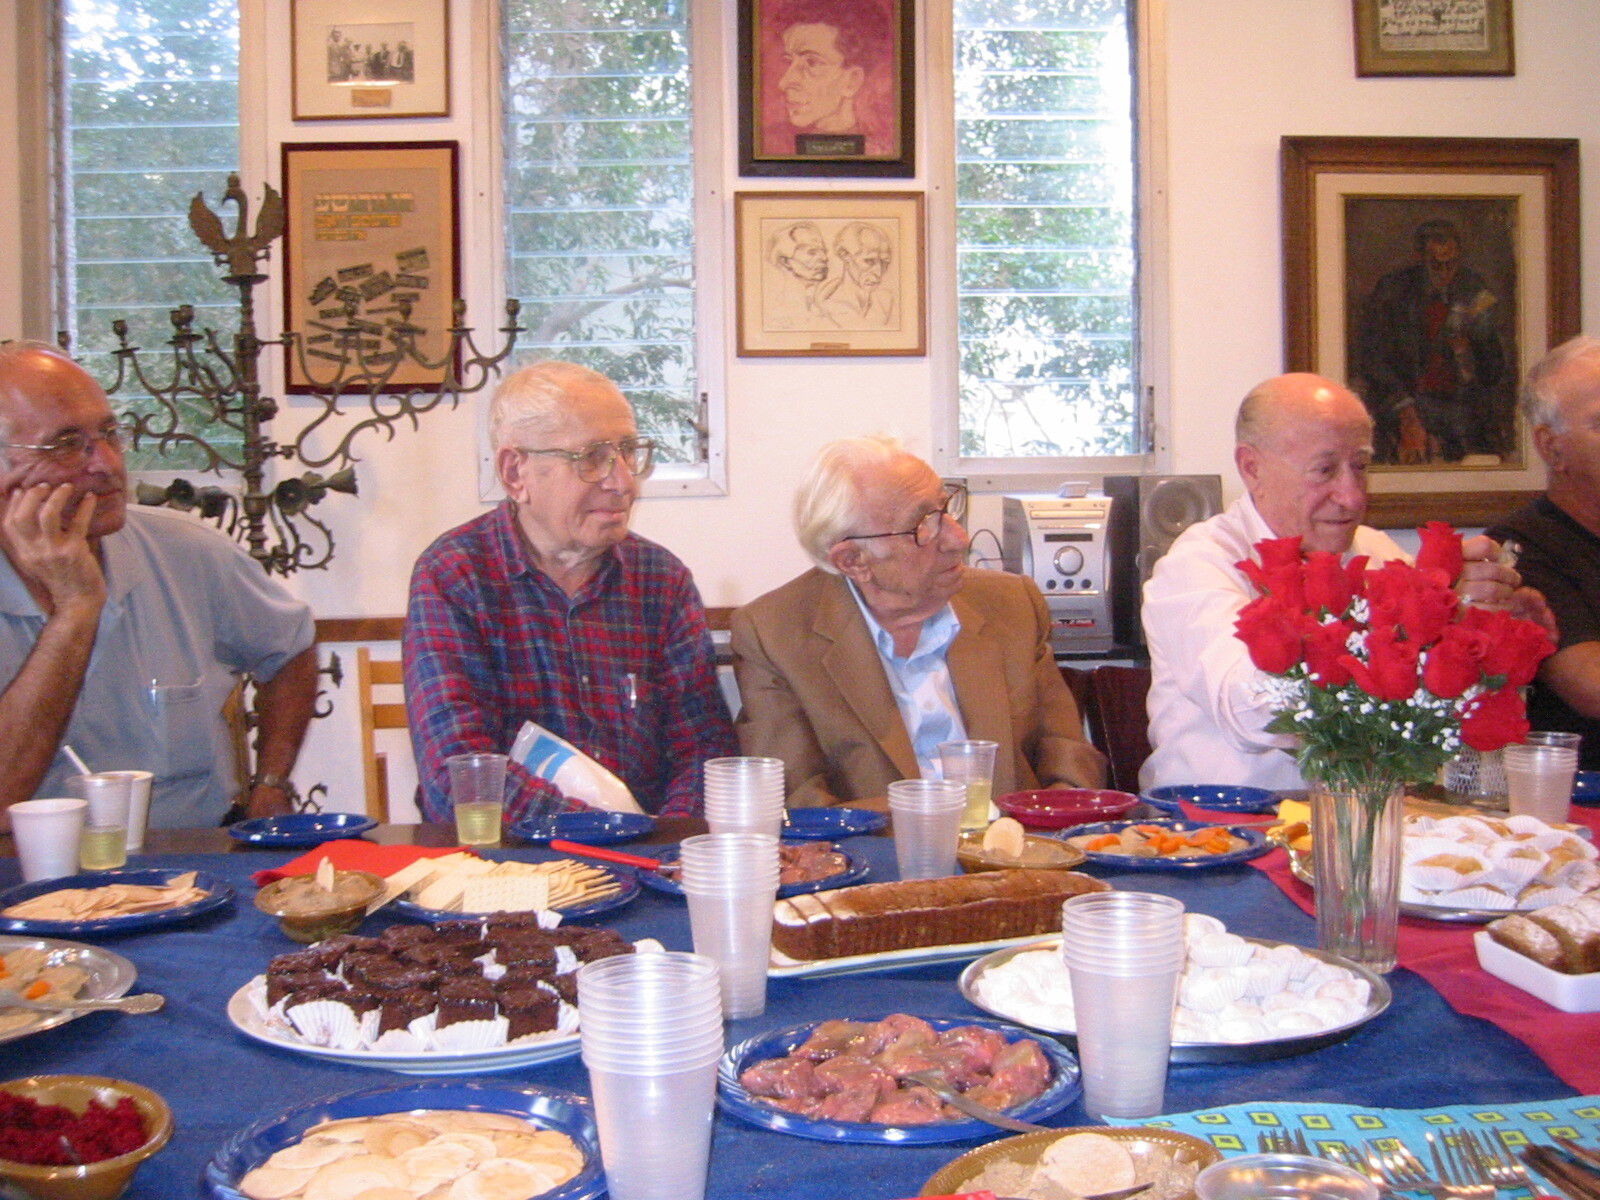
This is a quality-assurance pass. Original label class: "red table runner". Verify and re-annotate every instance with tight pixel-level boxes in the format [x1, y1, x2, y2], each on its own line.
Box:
[1173, 800, 1600, 1093]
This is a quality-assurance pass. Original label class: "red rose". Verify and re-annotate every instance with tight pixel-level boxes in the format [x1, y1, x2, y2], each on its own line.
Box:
[1302, 618, 1355, 688]
[1303, 552, 1367, 614]
[1461, 684, 1531, 752]
[1238, 539, 1307, 608]
[1415, 521, 1465, 584]
[1461, 606, 1556, 688]
[1340, 626, 1419, 701]
[1235, 595, 1306, 674]
[1257, 537, 1304, 569]
[1422, 623, 1489, 699]
[1365, 561, 1456, 645]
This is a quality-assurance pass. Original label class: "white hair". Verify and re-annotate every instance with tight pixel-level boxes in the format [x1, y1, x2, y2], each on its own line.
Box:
[488, 360, 626, 451]
[793, 433, 911, 571]
[1522, 335, 1600, 433]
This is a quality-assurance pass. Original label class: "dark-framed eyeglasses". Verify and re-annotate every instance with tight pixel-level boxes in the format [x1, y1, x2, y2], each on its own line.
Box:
[516, 437, 657, 483]
[0, 420, 126, 465]
[843, 482, 968, 548]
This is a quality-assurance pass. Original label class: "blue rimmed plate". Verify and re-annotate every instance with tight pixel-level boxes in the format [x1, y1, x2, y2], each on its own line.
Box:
[1573, 771, 1600, 807]
[227, 812, 378, 847]
[392, 865, 640, 924]
[637, 844, 869, 900]
[509, 810, 657, 845]
[1141, 783, 1281, 815]
[203, 1080, 603, 1200]
[781, 807, 888, 840]
[718, 1015, 1080, 1144]
[0, 868, 235, 936]
[1060, 818, 1270, 871]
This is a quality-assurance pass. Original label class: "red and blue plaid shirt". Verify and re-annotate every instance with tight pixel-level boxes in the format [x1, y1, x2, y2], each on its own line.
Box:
[403, 502, 736, 821]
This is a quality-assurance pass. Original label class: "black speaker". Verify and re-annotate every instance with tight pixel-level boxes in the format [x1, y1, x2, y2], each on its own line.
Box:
[1103, 474, 1223, 646]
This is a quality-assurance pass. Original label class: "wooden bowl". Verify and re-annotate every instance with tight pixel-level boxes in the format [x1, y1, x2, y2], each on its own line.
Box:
[0, 1075, 173, 1200]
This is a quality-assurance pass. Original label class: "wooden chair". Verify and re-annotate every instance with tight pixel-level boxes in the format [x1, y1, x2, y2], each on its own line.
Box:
[356, 647, 408, 822]
[1084, 664, 1154, 795]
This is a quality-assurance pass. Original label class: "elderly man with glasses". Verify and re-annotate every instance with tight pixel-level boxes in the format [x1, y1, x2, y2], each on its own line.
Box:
[0, 342, 317, 828]
[730, 435, 1105, 807]
[404, 360, 736, 821]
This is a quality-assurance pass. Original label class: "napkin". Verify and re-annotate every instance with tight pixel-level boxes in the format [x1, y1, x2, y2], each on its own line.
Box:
[250, 840, 465, 887]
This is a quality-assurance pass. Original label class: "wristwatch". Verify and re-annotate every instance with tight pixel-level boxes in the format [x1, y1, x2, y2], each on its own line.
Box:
[250, 773, 300, 801]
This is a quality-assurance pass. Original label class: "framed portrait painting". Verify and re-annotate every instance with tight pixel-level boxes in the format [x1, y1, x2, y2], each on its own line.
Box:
[1352, 0, 1514, 77]
[1281, 135, 1578, 526]
[291, 0, 450, 120]
[738, 0, 914, 177]
[280, 141, 461, 392]
[735, 191, 925, 356]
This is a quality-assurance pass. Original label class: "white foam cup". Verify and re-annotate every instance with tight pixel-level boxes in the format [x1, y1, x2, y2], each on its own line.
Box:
[887, 778, 966, 879]
[10, 798, 89, 882]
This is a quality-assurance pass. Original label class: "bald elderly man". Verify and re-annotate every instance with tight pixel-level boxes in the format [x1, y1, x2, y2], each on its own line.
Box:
[1141, 372, 1539, 792]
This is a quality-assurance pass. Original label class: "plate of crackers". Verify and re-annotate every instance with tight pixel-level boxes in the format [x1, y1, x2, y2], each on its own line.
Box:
[203, 1080, 603, 1200]
[383, 853, 639, 923]
[0, 868, 234, 936]
[0, 935, 137, 1043]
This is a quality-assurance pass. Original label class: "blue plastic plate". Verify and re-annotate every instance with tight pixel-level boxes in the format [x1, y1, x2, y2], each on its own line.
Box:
[717, 1015, 1080, 1144]
[227, 812, 378, 847]
[1059, 818, 1271, 871]
[1573, 771, 1600, 807]
[1141, 784, 1281, 815]
[509, 810, 657, 845]
[392, 864, 640, 924]
[781, 807, 888, 840]
[636, 844, 869, 900]
[203, 1080, 603, 1200]
[0, 868, 235, 936]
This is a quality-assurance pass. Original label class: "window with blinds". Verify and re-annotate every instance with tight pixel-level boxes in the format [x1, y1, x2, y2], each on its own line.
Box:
[952, 0, 1140, 462]
[502, 0, 706, 469]
[57, 0, 241, 469]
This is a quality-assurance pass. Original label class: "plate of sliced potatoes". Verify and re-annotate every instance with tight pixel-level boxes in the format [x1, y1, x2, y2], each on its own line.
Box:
[0, 869, 234, 936]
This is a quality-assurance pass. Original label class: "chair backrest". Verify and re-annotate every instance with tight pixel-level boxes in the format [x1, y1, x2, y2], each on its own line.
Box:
[1084, 664, 1153, 794]
[356, 647, 408, 822]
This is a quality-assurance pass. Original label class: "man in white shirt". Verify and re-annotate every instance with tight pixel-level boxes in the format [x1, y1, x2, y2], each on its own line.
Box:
[1141, 372, 1538, 791]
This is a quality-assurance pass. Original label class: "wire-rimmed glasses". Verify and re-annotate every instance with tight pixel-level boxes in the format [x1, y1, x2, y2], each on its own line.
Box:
[0, 420, 127, 465]
[843, 482, 967, 547]
[516, 436, 657, 482]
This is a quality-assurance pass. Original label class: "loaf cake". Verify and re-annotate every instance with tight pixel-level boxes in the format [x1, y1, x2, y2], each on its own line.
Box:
[770, 868, 1108, 962]
[1486, 895, 1600, 974]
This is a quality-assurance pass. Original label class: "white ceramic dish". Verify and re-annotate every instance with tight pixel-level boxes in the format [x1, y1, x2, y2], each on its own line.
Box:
[1473, 930, 1600, 1013]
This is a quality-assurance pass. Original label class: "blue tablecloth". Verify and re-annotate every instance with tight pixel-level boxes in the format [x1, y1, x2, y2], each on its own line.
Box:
[0, 837, 1577, 1199]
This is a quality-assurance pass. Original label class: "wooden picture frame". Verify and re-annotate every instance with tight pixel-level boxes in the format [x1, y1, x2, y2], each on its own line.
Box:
[291, 0, 450, 120]
[735, 191, 925, 357]
[1282, 135, 1578, 526]
[1352, 0, 1513, 77]
[738, 0, 915, 178]
[280, 141, 461, 392]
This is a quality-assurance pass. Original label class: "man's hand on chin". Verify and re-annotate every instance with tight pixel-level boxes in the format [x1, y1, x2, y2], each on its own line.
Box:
[0, 482, 107, 614]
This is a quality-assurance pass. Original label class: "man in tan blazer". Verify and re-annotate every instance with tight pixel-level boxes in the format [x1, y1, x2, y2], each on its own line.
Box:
[731, 435, 1105, 806]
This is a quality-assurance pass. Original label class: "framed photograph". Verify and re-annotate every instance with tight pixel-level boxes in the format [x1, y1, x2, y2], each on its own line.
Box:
[738, 0, 914, 178]
[1352, 0, 1513, 77]
[1282, 135, 1578, 523]
[735, 191, 925, 357]
[280, 141, 461, 392]
[291, 0, 450, 120]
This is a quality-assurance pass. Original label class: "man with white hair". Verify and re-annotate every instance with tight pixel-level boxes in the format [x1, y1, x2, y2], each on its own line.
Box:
[730, 435, 1104, 806]
[404, 360, 735, 821]
[1488, 336, 1600, 767]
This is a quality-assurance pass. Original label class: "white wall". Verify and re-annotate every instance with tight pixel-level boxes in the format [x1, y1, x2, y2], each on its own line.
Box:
[3, 0, 1598, 809]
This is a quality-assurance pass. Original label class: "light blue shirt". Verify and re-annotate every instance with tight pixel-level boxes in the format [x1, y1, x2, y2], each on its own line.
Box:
[848, 582, 966, 778]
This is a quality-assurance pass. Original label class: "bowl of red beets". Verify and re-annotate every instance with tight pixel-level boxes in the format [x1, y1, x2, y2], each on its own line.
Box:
[995, 788, 1141, 830]
[0, 1075, 173, 1200]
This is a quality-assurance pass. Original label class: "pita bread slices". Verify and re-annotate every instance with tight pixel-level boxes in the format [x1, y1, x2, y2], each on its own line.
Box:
[1, 872, 208, 922]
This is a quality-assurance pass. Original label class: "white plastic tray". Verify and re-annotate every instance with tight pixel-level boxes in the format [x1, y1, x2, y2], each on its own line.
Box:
[1473, 930, 1600, 1012]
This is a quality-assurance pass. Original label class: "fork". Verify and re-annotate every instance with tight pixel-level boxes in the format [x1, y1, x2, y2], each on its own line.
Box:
[1461, 1130, 1541, 1195]
[1258, 1129, 1314, 1155]
[1428, 1131, 1501, 1198]
[1365, 1137, 1490, 1199]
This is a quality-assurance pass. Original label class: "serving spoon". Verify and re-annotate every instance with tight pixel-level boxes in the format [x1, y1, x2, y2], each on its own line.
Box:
[0, 988, 166, 1015]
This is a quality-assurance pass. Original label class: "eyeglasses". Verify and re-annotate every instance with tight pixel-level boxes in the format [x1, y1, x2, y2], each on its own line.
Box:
[843, 482, 968, 547]
[0, 421, 126, 465]
[515, 437, 657, 483]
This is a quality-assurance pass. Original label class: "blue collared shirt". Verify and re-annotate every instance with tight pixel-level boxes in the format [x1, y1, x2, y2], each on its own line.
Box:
[848, 583, 966, 777]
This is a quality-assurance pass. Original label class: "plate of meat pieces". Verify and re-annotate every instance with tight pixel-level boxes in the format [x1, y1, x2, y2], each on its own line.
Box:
[718, 1013, 1080, 1144]
[637, 841, 868, 899]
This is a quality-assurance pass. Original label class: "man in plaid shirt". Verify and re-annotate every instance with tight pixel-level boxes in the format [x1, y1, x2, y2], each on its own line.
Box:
[403, 361, 736, 821]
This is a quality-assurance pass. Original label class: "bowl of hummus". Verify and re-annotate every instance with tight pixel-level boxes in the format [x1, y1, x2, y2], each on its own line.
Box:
[254, 869, 384, 944]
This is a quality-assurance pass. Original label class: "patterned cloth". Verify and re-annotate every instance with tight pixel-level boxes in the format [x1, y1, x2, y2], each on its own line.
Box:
[403, 502, 737, 821]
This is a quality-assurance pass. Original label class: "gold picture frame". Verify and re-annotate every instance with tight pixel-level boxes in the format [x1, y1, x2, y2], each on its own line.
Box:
[1352, 0, 1513, 77]
[291, 0, 450, 120]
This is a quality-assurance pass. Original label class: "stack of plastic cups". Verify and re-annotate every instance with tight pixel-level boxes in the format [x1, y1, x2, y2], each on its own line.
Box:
[1503, 736, 1580, 825]
[678, 833, 782, 1018]
[1059, 891, 1186, 1120]
[702, 756, 785, 838]
[578, 951, 724, 1200]
[887, 778, 967, 879]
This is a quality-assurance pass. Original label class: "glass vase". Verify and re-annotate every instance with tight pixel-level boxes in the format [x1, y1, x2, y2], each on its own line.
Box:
[1309, 779, 1404, 973]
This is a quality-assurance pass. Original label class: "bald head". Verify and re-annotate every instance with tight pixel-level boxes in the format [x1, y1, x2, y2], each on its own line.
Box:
[1235, 372, 1372, 450]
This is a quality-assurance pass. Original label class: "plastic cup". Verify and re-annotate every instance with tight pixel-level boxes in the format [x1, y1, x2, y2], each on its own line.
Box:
[10, 798, 88, 882]
[587, 1064, 718, 1200]
[702, 756, 785, 838]
[1195, 1153, 1379, 1200]
[887, 778, 966, 879]
[678, 833, 781, 1018]
[446, 752, 507, 846]
[1060, 890, 1186, 1120]
[1503, 742, 1579, 825]
[1526, 731, 1582, 751]
[95, 770, 154, 851]
[72, 773, 132, 870]
[939, 739, 999, 830]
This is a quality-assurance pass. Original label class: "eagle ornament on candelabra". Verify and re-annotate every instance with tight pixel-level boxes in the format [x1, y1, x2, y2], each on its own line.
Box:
[98, 173, 522, 574]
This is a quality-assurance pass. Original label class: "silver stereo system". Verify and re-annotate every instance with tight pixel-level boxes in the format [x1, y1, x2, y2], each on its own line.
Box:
[1000, 491, 1116, 654]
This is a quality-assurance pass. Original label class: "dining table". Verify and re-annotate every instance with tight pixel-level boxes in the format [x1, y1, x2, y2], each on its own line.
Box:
[0, 812, 1593, 1200]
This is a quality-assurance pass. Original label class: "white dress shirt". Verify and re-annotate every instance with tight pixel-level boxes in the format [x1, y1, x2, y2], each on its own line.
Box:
[848, 582, 967, 779]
